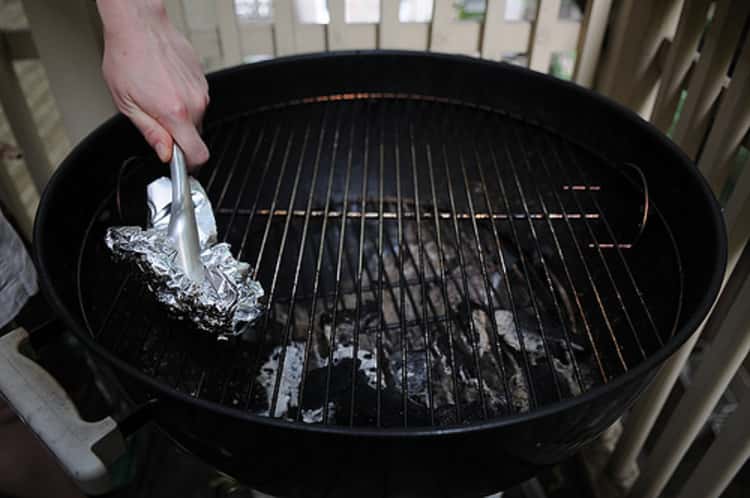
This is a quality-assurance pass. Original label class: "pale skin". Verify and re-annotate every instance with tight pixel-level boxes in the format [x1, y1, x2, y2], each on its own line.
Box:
[0, 2, 209, 496]
[97, 0, 210, 169]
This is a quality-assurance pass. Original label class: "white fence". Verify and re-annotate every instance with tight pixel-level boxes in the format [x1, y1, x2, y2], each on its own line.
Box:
[169, 0, 608, 87]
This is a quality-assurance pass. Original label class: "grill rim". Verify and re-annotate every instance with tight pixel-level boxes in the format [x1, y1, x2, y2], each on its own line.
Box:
[33, 50, 727, 437]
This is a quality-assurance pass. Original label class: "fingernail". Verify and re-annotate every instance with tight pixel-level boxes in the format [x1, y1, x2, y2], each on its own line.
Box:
[156, 142, 168, 162]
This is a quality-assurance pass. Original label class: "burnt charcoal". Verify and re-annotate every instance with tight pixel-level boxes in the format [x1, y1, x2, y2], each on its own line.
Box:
[344, 374, 430, 427]
[245, 205, 601, 425]
[394, 349, 429, 396]
[433, 401, 484, 426]
[299, 359, 354, 410]
[301, 358, 429, 426]
[435, 404, 460, 426]
[459, 401, 487, 424]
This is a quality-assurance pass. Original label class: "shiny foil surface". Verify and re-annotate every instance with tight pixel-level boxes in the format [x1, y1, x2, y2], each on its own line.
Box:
[105, 177, 264, 338]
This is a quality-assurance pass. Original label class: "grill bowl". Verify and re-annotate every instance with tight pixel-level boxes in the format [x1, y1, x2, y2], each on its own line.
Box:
[34, 51, 726, 497]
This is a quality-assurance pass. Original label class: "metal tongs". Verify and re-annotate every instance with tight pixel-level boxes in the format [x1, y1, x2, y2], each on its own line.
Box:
[167, 144, 205, 282]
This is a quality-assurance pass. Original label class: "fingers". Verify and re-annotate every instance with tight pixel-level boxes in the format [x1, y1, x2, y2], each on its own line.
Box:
[173, 124, 209, 171]
[126, 95, 209, 168]
[162, 109, 210, 170]
[126, 106, 173, 162]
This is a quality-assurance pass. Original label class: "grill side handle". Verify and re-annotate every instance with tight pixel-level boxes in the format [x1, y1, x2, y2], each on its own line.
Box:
[0, 328, 125, 495]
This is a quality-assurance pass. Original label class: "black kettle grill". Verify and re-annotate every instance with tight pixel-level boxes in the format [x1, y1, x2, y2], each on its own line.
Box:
[9, 52, 727, 497]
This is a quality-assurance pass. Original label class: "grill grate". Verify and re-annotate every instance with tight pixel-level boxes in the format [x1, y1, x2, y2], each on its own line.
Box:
[77, 95, 683, 428]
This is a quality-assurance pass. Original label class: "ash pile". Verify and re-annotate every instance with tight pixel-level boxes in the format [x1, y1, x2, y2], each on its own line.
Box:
[250, 217, 599, 426]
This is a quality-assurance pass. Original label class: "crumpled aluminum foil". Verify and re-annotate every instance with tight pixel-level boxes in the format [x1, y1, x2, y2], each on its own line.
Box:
[105, 177, 264, 338]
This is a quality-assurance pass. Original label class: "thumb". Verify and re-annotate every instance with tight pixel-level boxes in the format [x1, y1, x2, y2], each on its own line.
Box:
[126, 107, 174, 163]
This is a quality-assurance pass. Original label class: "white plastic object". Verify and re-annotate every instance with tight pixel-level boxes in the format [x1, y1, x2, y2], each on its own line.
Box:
[0, 328, 125, 495]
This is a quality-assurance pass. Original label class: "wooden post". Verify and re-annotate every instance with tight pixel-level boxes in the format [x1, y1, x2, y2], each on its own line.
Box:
[628, 244, 750, 498]
[697, 31, 750, 192]
[650, 0, 712, 132]
[274, 0, 326, 55]
[0, 31, 53, 192]
[380, 0, 430, 51]
[528, 0, 562, 73]
[0, 156, 33, 241]
[164, 0, 188, 35]
[481, 0, 508, 59]
[216, 0, 243, 67]
[675, 391, 750, 498]
[482, 0, 534, 61]
[624, 0, 683, 118]
[596, 0, 635, 97]
[430, 0, 482, 56]
[672, 0, 750, 158]
[573, 0, 614, 87]
[597, 0, 683, 116]
[608, 329, 702, 489]
[21, 0, 115, 146]
[273, 0, 296, 56]
[327, 0, 347, 50]
[724, 154, 750, 273]
[327, 0, 377, 50]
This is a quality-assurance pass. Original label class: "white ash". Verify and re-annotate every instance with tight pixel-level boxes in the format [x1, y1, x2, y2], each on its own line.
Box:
[332, 345, 380, 389]
[493, 310, 545, 365]
[248, 214, 602, 423]
[257, 342, 306, 418]
[302, 403, 336, 423]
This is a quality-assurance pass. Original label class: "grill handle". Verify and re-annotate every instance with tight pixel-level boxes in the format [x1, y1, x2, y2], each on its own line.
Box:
[0, 328, 125, 495]
[628, 162, 650, 245]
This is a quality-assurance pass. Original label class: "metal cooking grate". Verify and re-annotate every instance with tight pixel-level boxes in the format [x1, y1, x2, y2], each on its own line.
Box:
[77, 95, 683, 428]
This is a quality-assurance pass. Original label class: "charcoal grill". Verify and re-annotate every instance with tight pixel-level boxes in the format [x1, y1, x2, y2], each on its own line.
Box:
[23, 52, 726, 497]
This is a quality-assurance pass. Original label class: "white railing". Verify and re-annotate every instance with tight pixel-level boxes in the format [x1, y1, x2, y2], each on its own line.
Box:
[0, 1, 749, 496]
[601, 1, 750, 497]
[168, 0, 612, 87]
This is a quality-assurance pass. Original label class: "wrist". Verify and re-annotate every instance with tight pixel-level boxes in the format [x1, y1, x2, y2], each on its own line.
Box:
[96, 0, 169, 39]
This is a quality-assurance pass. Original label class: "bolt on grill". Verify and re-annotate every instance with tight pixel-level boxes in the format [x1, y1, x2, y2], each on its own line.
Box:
[78, 95, 683, 428]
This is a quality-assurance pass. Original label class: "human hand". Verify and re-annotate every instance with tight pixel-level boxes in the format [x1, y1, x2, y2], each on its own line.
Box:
[97, 0, 209, 169]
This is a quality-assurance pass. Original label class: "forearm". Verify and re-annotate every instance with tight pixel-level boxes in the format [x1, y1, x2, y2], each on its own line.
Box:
[96, 0, 170, 40]
[96, 0, 209, 167]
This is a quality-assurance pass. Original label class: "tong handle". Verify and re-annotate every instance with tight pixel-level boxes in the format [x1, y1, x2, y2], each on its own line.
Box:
[167, 144, 205, 282]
